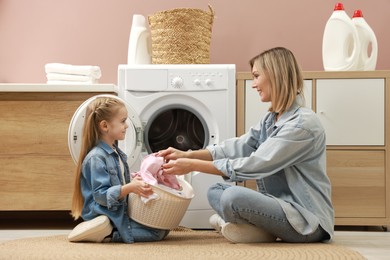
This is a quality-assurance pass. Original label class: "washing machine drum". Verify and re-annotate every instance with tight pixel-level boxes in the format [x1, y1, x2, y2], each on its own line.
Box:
[68, 94, 142, 168]
[144, 107, 208, 153]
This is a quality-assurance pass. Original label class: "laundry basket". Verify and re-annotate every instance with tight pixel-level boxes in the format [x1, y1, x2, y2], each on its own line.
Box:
[148, 5, 214, 64]
[128, 178, 194, 229]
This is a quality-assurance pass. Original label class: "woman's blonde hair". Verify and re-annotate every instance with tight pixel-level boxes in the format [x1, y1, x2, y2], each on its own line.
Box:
[249, 47, 304, 114]
[71, 96, 125, 220]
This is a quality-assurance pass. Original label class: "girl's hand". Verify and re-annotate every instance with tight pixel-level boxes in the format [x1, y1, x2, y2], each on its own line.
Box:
[158, 147, 187, 162]
[129, 176, 153, 198]
[162, 158, 193, 175]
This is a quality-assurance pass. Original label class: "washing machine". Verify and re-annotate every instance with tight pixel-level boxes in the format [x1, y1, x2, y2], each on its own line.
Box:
[68, 64, 236, 229]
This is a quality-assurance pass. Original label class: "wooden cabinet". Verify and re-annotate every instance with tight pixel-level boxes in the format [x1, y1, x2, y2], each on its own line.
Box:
[327, 150, 385, 219]
[0, 87, 115, 210]
[236, 71, 390, 228]
[316, 78, 384, 145]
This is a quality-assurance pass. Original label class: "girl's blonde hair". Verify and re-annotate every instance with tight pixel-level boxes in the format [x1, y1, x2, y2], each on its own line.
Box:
[71, 96, 125, 220]
[249, 47, 304, 114]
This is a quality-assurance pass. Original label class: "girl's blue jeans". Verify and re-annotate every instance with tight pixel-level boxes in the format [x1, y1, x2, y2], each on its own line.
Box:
[112, 220, 169, 243]
[207, 183, 329, 243]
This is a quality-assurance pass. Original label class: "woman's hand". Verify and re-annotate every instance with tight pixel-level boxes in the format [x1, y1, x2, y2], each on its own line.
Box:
[162, 158, 194, 175]
[128, 176, 153, 198]
[159, 147, 222, 177]
[158, 147, 187, 162]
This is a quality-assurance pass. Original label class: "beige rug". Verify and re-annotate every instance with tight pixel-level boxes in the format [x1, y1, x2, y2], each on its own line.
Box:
[0, 228, 365, 260]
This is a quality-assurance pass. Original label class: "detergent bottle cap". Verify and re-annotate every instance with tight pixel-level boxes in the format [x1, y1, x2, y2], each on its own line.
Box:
[353, 10, 364, 18]
[334, 3, 345, 11]
[132, 14, 146, 27]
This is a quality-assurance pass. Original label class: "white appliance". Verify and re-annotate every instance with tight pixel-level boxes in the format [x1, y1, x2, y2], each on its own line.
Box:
[68, 64, 236, 229]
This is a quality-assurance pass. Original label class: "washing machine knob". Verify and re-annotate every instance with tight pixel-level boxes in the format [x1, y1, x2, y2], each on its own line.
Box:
[194, 79, 201, 87]
[205, 79, 213, 87]
[171, 77, 183, 89]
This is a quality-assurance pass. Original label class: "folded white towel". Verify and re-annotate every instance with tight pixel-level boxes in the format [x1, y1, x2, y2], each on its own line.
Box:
[47, 80, 98, 84]
[46, 73, 95, 82]
[45, 63, 102, 79]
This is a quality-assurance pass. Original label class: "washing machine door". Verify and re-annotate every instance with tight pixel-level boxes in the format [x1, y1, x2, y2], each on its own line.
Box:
[68, 94, 142, 169]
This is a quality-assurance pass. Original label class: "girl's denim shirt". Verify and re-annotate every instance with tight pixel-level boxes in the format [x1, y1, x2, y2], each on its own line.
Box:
[80, 141, 134, 243]
[207, 101, 335, 241]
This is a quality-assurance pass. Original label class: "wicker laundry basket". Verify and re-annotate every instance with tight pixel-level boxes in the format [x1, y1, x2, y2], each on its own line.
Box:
[128, 178, 194, 230]
[148, 5, 214, 64]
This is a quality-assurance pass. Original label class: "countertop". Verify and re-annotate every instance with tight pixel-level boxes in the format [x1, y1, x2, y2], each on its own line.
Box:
[0, 84, 117, 93]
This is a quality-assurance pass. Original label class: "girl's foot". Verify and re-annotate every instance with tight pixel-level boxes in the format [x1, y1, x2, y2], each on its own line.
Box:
[68, 215, 113, 243]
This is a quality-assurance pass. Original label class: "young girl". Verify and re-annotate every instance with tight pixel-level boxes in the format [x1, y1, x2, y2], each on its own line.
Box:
[68, 96, 169, 243]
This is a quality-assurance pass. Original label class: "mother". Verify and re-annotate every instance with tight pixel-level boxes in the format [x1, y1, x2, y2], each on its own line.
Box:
[159, 47, 334, 243]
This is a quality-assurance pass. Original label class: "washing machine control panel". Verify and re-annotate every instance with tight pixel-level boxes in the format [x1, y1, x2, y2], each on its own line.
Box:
[168, 69, 229, 91]
[120, 64, 235, 92]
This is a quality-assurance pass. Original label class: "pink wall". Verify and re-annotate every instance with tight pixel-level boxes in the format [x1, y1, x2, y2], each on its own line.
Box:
[0, 0, 389, 84]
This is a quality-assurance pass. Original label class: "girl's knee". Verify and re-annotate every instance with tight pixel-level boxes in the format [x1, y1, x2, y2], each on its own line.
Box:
[158, 230, 170, 240]
[151, 229, 170, 241]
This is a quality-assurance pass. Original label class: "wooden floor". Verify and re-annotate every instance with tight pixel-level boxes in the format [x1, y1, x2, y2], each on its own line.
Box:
[0, 212, 389, 260]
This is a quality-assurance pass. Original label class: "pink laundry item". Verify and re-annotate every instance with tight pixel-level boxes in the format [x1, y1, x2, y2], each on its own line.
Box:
[131, 153, 180, 190]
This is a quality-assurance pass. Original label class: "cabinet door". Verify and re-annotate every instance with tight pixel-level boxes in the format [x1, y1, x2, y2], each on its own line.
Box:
[327, 150, 386, 218]
[244, 80, 312, 131]
[316, 79, 384, 145]
[0, 92, 113, 210]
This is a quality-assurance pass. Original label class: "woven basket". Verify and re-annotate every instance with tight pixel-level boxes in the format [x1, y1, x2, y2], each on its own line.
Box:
[128, 178, 194, 230]
[148, 5, 214, 64]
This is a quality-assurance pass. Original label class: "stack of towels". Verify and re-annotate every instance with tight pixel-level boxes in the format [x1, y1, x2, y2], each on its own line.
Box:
[45, 63, 102, 84]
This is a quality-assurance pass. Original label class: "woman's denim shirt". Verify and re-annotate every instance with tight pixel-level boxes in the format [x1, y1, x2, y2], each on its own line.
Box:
[207, 102, 335, 240]
[80, 141, 134, 243]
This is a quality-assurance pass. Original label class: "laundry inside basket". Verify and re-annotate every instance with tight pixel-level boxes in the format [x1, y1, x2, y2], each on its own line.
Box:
[156, 183, 194, 199]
